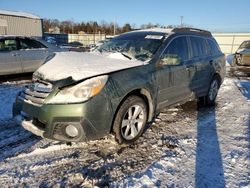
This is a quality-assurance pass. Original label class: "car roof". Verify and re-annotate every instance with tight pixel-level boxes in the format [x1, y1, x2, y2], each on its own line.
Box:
[0, 35, 36, 39]
[132, 28, 173, 34]
[121, 27, 212, 38]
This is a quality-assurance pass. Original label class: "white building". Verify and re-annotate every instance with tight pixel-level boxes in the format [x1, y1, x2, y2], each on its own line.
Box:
[0, 10, 43, 37]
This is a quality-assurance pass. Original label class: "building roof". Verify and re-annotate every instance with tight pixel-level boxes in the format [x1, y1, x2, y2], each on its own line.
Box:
[0, 10, 40, 19]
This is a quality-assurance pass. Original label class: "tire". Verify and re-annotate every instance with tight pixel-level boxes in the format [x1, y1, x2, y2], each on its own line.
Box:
[231, 56, 237, 66]
[113, 95, 148, 144]
[204, 76, 220, 106]
[235, 55, 242, 66]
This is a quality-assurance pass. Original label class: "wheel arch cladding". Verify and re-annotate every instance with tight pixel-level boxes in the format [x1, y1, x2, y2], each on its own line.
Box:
[110, 88, 155, 133]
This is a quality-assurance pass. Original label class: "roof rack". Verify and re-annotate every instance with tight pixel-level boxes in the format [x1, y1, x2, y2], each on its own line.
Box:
[171, 27, 212, 37]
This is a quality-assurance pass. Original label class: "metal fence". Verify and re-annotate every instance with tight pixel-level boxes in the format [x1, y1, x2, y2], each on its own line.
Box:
[212, 33, 250, 55]
[44, 33, 106, 45]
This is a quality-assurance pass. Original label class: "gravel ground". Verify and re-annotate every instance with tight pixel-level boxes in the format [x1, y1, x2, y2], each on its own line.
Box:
[0, 75, 249, 187]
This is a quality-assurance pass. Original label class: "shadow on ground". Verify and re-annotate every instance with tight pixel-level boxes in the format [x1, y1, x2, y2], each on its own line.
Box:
[195, 105, 225, 188]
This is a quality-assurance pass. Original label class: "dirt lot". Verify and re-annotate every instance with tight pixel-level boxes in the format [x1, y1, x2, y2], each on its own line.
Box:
[0, 75, 249, 187]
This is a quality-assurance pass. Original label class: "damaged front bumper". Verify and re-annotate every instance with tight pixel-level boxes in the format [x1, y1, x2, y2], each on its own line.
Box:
[15, 113, 45, 137]
[13, 90, 114, 142]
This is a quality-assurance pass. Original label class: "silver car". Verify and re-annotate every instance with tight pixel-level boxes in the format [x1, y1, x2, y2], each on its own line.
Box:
[0, 36, 60, 76]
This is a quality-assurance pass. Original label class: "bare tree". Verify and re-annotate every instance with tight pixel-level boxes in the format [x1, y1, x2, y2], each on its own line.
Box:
[43, 19, 192, 35]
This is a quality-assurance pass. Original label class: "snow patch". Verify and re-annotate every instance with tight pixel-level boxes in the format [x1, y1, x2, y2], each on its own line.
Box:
[0, 85, 23, 121]
[15, 142, 87, 159]
[35, 51, 146, 81]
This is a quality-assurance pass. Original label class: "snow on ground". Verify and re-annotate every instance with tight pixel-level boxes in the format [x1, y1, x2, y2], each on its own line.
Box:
[116, 77, 250, 188]
[236, 80, 250, 100]
[0, 81, 29, 121]
[0, 76, 249, 187]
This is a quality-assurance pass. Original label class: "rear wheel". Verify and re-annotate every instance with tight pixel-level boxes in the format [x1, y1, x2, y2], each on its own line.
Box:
[205, 77, 220, 106]
[113, 96, 147, 144]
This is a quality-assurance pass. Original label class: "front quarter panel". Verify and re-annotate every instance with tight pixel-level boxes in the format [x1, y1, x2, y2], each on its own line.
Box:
[105, 63, 157, 121]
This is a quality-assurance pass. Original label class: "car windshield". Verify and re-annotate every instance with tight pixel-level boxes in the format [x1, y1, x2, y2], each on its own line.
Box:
[97, 36, 164, 61]
[239, 41, 250, 49]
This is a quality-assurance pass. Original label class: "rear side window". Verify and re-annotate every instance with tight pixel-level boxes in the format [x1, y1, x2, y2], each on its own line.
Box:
[0, 39, 17, 51]
[207, 39, 222, 55]
[19, 38, 47, 49]
[162, 36, 189, 62]
[189, 36, 209, 58]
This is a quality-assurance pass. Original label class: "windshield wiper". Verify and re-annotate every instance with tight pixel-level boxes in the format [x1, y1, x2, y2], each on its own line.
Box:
[120, 52, 133, 60]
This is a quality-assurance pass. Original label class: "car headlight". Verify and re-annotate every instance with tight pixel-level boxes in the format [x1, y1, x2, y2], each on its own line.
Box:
[46, 75, 108, 104]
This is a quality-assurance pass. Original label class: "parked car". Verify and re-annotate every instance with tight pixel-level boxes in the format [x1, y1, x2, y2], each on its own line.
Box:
[0, 36, 63, 76]
[84, 41, 110, 52]
[44, 36, 57, 45]
[35, 38, 68, 54]
[88, 39, 111, 51]
[13, 28, 226, 144]
[230, 40, 250, 75]
[59, 41, 85, 52]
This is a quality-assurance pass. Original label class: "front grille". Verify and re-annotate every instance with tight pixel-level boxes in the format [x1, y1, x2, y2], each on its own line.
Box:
[20, 80, 53, 106]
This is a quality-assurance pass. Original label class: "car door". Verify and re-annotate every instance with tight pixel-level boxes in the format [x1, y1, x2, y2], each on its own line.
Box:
[156, 36, 192, 110]
[188, 36, 212, 97]
[0, 38, 22, 75]
[18, 38, 48, 73]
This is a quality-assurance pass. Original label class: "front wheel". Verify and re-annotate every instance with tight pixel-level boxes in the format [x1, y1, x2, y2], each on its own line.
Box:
[113, 96, 148, 144]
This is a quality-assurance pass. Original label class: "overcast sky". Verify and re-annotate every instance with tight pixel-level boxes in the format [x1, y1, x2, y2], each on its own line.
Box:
[1, 0, 250, 32]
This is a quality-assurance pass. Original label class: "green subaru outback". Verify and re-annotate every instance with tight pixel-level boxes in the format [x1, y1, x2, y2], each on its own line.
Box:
[13, 28, 226, 144]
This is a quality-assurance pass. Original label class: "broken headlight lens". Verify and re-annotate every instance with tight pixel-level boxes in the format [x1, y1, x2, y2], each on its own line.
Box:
[46, 75, 108, 104]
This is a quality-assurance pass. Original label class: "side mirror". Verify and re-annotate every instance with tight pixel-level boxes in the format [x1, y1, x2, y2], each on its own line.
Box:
[159, 54, 181, 66]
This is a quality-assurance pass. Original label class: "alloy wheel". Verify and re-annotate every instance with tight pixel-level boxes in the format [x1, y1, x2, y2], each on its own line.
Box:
[121, 105, 145, 140]
[208, 79, 219, 101]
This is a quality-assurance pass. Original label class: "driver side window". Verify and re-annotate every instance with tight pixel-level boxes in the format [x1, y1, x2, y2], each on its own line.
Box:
[19, 38, 47, 50]
[160, 36, 188, 65]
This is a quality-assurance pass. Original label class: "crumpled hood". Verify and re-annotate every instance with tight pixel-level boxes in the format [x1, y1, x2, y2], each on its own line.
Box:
[236, 48, 250, 54]
[34, 51, 146, 82]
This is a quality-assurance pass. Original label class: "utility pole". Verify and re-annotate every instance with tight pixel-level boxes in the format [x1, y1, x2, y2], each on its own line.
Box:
[93, 24, 96, 44]
[113, 19, 116, 36]
[71, 18, 74, 34]
[180, 16, 184, 27]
